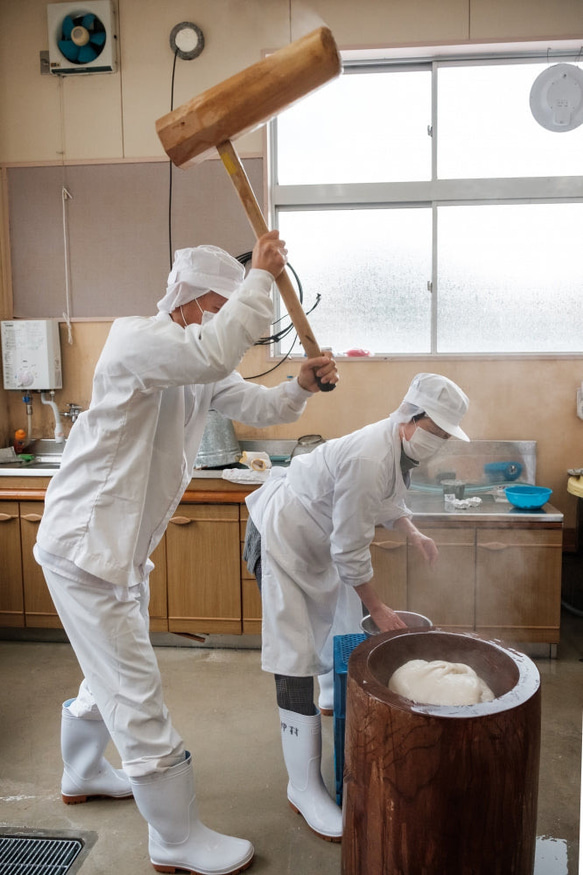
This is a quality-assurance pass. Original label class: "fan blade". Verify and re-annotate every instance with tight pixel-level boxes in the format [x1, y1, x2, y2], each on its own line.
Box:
[58, 39, 80, 62]
[81, 13, 96, 29]
[61, 15, 75, 39]
[77, 44, 98, 63]
[90, 31, 106, 47]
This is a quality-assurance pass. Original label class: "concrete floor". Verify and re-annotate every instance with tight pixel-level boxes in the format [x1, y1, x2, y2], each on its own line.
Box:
[0, 610, 581, 875]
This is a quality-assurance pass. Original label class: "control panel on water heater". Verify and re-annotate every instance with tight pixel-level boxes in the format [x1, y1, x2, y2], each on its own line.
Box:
[1, 320, 62, 390]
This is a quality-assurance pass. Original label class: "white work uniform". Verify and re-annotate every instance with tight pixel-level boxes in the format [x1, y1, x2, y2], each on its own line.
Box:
[246, 417, 412, 677]
[34, 268, 312, 776]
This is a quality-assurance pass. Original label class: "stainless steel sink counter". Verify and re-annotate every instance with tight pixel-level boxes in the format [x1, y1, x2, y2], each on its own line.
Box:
[0, 438, 298, 478]
[405, 490, 563, 523]
[0, 462, 61, 476]
[0, 438, 65, 476]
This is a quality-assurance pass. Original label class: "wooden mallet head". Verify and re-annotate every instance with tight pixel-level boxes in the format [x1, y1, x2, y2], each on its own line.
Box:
[156, 28, 341, 390]
[156, 27, 341, 167]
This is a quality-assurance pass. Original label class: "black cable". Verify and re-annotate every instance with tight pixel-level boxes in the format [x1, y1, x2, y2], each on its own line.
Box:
[236, 250, 321, 380]
[168, 50, 179, 269]
[243, 335, 299, 380]
[236, 250, 309, 344]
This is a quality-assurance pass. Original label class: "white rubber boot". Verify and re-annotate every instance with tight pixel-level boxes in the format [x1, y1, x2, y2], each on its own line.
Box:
[61, 699, 133, 804]
[279, 708, 342, 842]
[130, 753, 254, 875]
[317, 670, 335, 716]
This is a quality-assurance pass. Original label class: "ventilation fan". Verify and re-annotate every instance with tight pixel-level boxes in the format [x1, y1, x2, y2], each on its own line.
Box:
[47, 1, 117, 75]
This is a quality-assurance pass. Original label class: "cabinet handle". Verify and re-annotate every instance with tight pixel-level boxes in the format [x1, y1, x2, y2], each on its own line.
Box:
[169, 516, 193, 525]
[22, 513, 43, 522]
[371, 540, 404, 551]
[480, 541, 561, 551]
[0, 513, 18, 522]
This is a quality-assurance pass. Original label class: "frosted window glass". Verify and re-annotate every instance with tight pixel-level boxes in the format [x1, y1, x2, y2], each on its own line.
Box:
[437, 203, 583, 352]
[276, 70, 432, 184]
[277, 209, 432, 355]
[438, 63, 583, 178]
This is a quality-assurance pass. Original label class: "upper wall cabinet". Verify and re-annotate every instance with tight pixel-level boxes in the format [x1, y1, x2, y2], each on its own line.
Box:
[469, 0, 583, 41]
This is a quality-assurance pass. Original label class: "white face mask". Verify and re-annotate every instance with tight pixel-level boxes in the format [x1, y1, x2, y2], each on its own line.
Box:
[402, 426, 447, 462]
[196, 299, 215, 325]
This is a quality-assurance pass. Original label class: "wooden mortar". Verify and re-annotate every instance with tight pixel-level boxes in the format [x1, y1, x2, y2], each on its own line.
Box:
[342, 629, 541, 875]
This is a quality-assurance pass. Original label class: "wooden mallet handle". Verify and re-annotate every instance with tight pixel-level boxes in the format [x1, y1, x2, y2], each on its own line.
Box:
[217, 140, 335, 392]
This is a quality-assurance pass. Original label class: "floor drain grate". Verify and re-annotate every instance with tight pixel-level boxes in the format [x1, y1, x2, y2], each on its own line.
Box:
[0, 835, 84, 875]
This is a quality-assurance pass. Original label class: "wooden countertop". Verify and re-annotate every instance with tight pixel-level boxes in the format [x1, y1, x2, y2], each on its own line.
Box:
[0, 475, 259, 504]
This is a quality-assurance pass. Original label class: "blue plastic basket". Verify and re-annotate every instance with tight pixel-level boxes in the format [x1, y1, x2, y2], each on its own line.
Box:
[333, 633, 367, 805]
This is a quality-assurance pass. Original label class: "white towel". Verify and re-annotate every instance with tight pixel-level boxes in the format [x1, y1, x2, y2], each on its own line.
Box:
[0, 447, 19, 463]
[222, 469, 270, 484]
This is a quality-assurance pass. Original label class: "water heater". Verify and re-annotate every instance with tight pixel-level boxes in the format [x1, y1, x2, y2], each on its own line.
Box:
[1, 320, 62, 390]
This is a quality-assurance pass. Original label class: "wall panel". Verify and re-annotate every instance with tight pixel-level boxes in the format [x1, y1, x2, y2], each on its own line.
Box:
[7, 158, 261, 318]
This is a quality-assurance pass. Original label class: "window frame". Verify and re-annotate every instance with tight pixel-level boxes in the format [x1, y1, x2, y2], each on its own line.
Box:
[267, 42, 583, 361]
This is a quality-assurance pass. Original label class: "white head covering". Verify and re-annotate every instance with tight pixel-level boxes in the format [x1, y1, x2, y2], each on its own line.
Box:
[157, 245, 245, 313]
[391, 373, 470, 441]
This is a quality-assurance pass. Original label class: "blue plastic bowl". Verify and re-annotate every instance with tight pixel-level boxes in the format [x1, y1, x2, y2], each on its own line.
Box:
[504, 485, 552, 509]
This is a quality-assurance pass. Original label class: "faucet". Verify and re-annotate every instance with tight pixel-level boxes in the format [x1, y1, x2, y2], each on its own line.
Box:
[40, 391, 65, 443]
[62, 403, 83, 425]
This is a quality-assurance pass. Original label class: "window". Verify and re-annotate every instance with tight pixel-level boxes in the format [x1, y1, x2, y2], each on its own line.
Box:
[270, 52, 583, 356]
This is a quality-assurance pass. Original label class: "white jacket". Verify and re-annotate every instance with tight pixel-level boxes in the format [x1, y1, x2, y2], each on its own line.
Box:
[246, 416, 412, 676]
[36, 269, 311, 587]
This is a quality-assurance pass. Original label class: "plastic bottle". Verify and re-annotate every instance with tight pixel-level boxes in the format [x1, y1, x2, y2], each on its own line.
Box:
[14, 429, 27, 454]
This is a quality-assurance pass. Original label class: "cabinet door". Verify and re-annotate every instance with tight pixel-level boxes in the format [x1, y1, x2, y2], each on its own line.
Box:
[240, 506, 261, 635]
[20, 501, 62, 628]
[370, 527, 407, 609]
[149, 539, 168, 632]
[476, 528, 562, 642]
[407, 527, 475, 630]
[166, 504, 241, 635]
[0, 501, 24, 626]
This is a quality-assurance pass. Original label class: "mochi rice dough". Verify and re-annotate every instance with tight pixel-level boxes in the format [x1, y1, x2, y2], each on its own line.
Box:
[388, 659, 495, 706]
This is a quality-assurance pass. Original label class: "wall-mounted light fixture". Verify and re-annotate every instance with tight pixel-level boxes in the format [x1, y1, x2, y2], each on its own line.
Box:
[530, 62, 583, 132]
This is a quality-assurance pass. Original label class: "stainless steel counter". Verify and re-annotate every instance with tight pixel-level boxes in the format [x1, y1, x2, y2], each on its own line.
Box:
[405, 491, 563, 523]
[0, 464, 60, 477]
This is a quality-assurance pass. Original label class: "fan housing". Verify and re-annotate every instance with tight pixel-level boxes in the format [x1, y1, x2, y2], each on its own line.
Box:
[47, 1, 117, 75]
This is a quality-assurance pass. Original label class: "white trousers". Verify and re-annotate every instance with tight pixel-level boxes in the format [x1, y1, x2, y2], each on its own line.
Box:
[43, 566, 184, 777]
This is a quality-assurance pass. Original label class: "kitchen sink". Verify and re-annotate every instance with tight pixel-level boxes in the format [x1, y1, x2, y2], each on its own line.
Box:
[0, 458, 61, 472]
[28, 438, 66, 454]
[0, 437, 65, 473]
[3, 438, 299, 476]
[26, 438, 65, 465]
